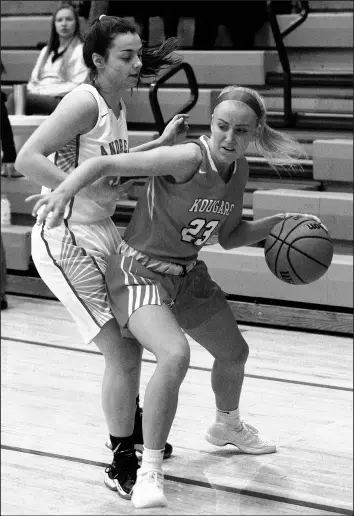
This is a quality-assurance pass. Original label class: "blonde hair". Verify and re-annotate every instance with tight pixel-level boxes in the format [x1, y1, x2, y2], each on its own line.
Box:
[216, 86, 307, 171]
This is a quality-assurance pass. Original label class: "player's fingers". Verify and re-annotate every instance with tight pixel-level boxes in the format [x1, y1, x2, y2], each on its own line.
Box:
[302, 213, 322, 223]
[25, 194, 44, 204]
[172, 113, 189, 120]
[35, 203, 56, 224]
[30, 197, 50, 217]
[47, 208, 65, 228]
[177, 117, 189, 129]
[169, 114, 189, 125]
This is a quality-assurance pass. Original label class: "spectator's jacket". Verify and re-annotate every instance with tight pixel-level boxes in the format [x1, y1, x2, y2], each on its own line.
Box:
[27, 37, 87, 97]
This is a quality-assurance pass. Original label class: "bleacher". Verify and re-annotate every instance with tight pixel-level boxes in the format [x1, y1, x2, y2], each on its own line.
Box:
[1, 0, 353, 334]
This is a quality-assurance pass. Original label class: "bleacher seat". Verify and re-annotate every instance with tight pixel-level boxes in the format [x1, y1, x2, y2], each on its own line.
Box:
[254, 12, 353, 48]
[1, 1, 57, 15]
[253, 189, 353, 242]
[1, 225, 32, 271]
[313, 139, 353, 184]
[1, 176, 41, 215]
[1, 50, 39, 84]
[309, 1, 353, 11]
[199, 244, 353, 308]
[1, 16, 51, 48]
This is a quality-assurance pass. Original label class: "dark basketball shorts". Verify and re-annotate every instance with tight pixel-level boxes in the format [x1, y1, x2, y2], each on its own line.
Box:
[105, 253, 230, 335]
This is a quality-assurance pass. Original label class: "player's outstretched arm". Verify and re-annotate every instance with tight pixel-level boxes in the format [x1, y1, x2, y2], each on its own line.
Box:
[26, 143, 201, 227]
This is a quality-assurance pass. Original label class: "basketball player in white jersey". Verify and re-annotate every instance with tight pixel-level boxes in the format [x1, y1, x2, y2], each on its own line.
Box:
[15, 14, 188, 501]
[27, 85, 322, 509]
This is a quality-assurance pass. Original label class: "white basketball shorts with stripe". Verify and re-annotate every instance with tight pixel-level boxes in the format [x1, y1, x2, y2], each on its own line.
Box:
[31, 217, 122, 344]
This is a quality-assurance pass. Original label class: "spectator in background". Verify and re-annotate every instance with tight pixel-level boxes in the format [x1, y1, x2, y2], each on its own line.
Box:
[85, 0, 269, 50]
[193, 1, 268, 50]
[1, 61, 21, 177]
[87, 1, 180, 44]
[7, 3, 87, 115]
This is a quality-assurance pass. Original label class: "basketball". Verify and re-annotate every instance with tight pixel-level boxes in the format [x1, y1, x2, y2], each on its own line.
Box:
[264, 215, 333, 285]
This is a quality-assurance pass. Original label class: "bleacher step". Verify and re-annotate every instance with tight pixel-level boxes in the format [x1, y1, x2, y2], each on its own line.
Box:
[255, 12, 353, 48]
[199, 244, 353, 309]
[5, 273, 352, 335]
[253, 189, 353, 243]
[267, 71, 353, 88]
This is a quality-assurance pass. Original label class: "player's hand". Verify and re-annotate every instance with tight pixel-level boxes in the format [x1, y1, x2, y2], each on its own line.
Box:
[282, 212, 328, 231]
[84, 176, 134, 203]
[26, 191, 70, 228]
[160, 114, 189, 146]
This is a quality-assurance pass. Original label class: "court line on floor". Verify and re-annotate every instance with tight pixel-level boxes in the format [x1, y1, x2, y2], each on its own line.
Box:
[2, 336, 352, 393]
[2, 444, 351, 515]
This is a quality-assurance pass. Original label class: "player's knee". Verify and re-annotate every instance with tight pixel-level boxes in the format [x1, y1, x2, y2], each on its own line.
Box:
[234, 341, 249, 365]
[159, 342, 190, 380]
[221, 340, 249, 366]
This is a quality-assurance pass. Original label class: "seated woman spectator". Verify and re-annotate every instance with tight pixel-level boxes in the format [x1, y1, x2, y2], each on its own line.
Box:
[7, 3, 87, 115]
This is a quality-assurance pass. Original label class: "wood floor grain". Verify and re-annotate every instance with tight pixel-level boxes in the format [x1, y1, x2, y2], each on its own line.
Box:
[1, 295, 353, 515]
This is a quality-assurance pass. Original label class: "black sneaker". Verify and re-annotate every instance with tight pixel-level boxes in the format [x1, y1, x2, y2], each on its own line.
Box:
[104, 445, 139, 500]
[105, 405, 173, 460]
[133, 406, 173, 460]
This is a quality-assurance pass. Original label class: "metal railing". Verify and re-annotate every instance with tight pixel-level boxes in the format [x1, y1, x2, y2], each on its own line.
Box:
[266, 0, 309, 127]
[149, 3, 310, 131]
[149, 62, 199, 135]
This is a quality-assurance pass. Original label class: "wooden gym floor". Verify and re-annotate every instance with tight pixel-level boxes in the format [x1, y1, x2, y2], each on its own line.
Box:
[1, 294, 353, 515]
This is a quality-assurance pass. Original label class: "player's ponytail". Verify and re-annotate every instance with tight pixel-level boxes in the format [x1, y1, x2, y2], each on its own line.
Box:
[255, 117, 305, 170]
[140, 37, 182, 79]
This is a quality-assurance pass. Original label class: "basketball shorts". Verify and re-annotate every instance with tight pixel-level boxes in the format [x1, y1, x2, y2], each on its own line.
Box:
[31, 217, 122, 344]
[105, 252, 230, 335]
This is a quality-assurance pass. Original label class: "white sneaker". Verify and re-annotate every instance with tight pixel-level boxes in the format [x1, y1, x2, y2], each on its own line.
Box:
[205, 420, 276, 455]
[131, 469, 168, 508]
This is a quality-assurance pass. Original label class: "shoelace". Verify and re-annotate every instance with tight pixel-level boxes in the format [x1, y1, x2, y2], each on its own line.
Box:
[241, 421, 259, 434]
[105, 449, 138, 477]
[138, 470, 164, 487]
[240, 421, 273, 444]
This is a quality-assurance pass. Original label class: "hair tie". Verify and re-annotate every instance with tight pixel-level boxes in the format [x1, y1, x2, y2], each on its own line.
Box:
[99, 14, 106, 20]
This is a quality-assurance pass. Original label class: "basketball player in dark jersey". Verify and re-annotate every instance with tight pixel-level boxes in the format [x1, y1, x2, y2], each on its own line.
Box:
[27, 85, 321, 508]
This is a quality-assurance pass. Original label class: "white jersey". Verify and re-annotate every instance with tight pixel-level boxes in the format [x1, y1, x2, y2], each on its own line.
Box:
[42, 83, 129, 223]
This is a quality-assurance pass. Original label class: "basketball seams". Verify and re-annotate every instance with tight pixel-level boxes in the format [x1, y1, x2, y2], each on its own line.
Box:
[290, 235, 332, 244]
[264, 216, 333, 285]
[265, 217, 315, 257]
[285, 244, 306, 284]
[289, 237, 333, 268]
[273, 218, 314, 278]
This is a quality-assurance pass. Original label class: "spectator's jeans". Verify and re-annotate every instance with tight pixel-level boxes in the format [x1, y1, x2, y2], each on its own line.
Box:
[7, 92, 62, 115]
[1, 235, 7, 300]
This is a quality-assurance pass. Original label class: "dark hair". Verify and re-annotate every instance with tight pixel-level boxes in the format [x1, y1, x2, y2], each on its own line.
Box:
[83, 15, 182, 84]
[45, 4, 81, 58]
[37, 3, 82, 79]
[140, 37, 182, 79]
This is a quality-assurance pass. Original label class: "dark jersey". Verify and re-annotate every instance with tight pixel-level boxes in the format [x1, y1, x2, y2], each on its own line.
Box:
[124, 135, 240, 265]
